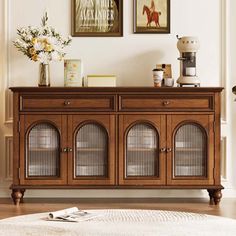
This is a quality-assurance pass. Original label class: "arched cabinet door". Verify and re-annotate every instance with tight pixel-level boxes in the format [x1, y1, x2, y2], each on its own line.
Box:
[166, 115, 214, 185]
[75, 123, 108, 177]
[19, 115, 67, 185]
[119, 115, 166, 186]
[67, 115, 115, 186]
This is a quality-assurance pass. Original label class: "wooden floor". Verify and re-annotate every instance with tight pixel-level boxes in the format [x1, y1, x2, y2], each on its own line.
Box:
[0, 198, 236, 220]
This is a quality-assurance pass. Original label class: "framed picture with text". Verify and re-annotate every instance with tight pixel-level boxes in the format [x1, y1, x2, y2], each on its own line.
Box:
[72, 0, 123, 37]
[134, 0, 170, 34]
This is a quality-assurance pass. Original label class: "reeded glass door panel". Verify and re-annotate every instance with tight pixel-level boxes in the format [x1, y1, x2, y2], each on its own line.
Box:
[27, 123, 60, 177]
[174, 124, 207, 177]
[75, 123, 108, 177]
[126, 123, 158, 177]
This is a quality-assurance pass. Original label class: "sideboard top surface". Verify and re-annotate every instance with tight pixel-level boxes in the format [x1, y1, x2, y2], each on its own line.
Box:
[10, 87, 224, 93]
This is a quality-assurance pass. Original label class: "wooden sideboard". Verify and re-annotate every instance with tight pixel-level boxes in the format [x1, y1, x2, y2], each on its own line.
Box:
[10, 87, 224, 205]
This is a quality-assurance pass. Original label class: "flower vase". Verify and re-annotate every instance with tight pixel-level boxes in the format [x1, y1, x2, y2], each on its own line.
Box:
[38, 63, 50, 87]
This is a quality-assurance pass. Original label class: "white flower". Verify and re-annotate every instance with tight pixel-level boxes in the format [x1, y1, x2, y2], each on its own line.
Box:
[20, 41, 28, 49]
[20, 27, 26, 33]
[50, 51, 60, 61]
[34, 42, 44, 51]
[47, 37, 58, 46]
[15, 39, 21, 44]
[31, 27, 37, 33]
[38, 36, 47, 41]
[15, 39, 28, 49]
[25, 35, 33, 41]
[53, 44, 64, 53]
[13, 13, 72, 62]
[38, 52, 49, 64]
[37, 28, 43, 35]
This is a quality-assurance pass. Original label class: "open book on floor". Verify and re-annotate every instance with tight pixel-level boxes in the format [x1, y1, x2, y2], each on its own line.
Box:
[45, 207, 101, 223]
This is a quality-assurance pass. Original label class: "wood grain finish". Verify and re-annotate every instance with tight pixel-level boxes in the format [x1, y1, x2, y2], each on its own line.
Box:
[10, 184, 224, 190]
[12, 92, 20, 186]
[166, 114, 214, 186]
[67, 115, 116, 186]
[19, 115, 67, 186]
[119, 95, 213, 111]
[214, 92, 222, 185]
[10, 87, 223, 93]
[20, 95, 115, 111]
[9, 87, 224, 205]
[118, 115, 166, 186]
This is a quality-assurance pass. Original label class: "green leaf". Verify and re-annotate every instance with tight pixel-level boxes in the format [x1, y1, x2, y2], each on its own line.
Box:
[41, 12, 49, 27]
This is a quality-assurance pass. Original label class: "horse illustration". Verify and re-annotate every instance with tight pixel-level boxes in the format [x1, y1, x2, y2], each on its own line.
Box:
[143, 5, 161, 27]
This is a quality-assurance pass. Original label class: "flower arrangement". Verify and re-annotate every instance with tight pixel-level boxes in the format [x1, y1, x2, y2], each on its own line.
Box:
[13, 13, 72, 65]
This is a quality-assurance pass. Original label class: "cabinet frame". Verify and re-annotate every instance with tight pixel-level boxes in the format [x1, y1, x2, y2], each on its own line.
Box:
[118, 114, 166, 186]
[9, 87, 224, 206]
[166, 114, 215, 185]
[67, 114, 116, 186]
[19, 114, 68, 185]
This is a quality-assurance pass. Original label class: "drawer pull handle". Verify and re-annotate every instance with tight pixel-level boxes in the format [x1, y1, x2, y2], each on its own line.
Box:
[68, 148, 73, 152]
[160, 148, 166, 153]
[166, 148, 172, 153]
[64, 101, 71, 106]
[163, 101, 170, 106]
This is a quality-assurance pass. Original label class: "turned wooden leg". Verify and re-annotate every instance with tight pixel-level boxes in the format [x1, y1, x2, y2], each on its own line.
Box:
[20, 189, 25, 203]
[207, 189, 214, 205]
[213, 189, 222, 205]
[11, 189, 23, 206]
[207, 189, 222, 205]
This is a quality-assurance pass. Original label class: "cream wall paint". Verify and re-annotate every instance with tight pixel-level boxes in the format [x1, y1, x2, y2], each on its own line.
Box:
[229, 0, 236, 189]
[9, 0, 221, 87]
[0, 0, 234, 198]
[0, 0, 4, 187]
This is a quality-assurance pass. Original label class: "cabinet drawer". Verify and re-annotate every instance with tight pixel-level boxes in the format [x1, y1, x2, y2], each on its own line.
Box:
[119, 95, 213, 111]
[20, 95, 115, 111]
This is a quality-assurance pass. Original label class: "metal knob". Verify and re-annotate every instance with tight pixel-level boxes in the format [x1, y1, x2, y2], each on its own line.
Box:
[166, 148, 172, 153]
[163, 101, 170, 106]
[160, 148, 166, 153]
[64, 101, 71, 106]
[68, 148, 73, 152]
[62, 148, 68, 153]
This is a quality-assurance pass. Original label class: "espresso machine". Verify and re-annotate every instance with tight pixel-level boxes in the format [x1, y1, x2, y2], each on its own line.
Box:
[177, 36, 200, 87]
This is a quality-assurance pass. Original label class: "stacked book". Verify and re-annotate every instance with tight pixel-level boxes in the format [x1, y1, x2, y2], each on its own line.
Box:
[84, 75, 116, 87]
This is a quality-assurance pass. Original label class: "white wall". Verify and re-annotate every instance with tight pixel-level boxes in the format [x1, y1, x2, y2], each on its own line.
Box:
[0, 0, 234, 199]
[229, 0, 236, 190]
[9, 0, 221, 87]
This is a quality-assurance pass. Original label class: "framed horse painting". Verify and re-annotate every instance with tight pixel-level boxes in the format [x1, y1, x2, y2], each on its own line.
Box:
[134, 0, 170, 34]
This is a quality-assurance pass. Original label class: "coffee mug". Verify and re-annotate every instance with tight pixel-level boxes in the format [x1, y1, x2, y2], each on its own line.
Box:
[153, 69, 163, 87]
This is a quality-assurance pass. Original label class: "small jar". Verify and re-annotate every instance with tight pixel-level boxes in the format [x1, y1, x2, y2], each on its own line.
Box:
[153, 69, 163, 87]
[163, 78, 174, 87]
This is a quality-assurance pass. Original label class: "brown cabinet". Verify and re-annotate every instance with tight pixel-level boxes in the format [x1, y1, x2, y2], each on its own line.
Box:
[10, 87, 223, 205]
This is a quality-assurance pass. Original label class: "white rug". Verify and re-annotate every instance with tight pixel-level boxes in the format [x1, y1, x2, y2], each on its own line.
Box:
[0, 209, 236, 236]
